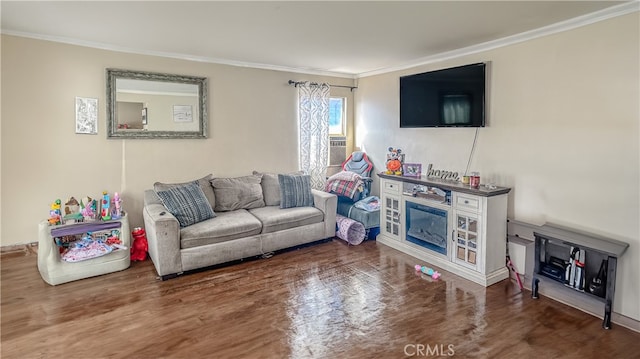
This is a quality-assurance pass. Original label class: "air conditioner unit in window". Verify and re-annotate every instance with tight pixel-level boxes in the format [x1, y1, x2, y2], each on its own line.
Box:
[328, 136, 346, 176]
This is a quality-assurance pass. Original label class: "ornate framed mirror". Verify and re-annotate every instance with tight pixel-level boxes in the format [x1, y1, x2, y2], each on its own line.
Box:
[106, 69, 208, 139]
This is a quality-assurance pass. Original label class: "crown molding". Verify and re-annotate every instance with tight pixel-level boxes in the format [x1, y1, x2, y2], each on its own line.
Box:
[2, 1, 636, 80]
[0, 29, 357, 79]
[357, 1, 639, 78]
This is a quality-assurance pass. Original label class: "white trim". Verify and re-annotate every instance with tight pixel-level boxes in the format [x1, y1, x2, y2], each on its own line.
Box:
[0, 29, 357, 79]
[357, 2, 639, 78]
[1, 2, 636, 79]
[376, 236, 510, 287]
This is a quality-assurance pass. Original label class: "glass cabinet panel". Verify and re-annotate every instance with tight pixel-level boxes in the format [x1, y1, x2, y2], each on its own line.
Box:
[455, 212, 480, 269]
[382, 195, 401, 240]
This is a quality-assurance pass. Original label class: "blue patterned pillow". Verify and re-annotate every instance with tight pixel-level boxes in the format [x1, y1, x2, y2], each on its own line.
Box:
[278, 174, 314, 209]
[156, 182, 216, 227]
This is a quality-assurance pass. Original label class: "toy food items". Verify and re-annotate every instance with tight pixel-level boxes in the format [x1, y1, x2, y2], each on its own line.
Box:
[385, 147, 404, 175]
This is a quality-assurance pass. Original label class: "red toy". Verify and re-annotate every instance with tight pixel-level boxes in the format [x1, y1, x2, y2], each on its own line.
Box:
[131, 227, 148, 261]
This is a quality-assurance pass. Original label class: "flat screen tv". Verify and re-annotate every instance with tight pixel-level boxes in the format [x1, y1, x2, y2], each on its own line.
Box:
[400, 63, 486, 128]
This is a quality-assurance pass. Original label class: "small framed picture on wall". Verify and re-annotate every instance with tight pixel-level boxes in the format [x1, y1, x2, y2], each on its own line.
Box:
[402, 163, 422, 177]
[75, 97, 98, 134]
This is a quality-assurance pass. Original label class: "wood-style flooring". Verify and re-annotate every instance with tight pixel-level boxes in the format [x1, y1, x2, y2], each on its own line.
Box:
[2, 239, 639, 358]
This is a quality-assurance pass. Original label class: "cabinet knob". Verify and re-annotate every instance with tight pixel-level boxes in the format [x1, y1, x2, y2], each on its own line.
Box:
[465, 200, 469, 204]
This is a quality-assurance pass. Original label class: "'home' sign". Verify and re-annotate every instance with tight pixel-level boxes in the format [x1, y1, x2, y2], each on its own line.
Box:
[426, 164, 460, 181]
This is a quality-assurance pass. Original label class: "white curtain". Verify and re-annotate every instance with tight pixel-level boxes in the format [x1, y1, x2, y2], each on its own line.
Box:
[298, 82, 330, 190]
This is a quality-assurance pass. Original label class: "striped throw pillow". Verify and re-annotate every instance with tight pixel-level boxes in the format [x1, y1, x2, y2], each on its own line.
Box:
[278, 174, 314, 209]
[156, 182, 216, 228]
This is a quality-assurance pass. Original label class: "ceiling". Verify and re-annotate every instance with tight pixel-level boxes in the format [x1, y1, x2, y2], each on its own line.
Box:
[1, 1, 635, 77]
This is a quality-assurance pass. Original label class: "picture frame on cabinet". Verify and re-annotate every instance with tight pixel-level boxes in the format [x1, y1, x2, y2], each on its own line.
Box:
[402, 163, 422, 177]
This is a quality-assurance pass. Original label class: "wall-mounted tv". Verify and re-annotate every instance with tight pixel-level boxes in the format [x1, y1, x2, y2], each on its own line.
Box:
[400, 63, 486, 128]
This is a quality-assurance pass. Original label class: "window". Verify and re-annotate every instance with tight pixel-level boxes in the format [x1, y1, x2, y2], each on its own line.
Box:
[329, 97, 346, 136]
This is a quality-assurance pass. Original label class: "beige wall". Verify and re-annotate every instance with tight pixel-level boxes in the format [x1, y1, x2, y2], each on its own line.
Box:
[0, 34, 353, 245]
[2, 13, 637, 321]
[355, 13, 639, 321]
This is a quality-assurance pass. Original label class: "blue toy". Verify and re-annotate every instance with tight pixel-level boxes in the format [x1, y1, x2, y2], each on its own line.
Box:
[414, 264, 441, 279]
[101, 191, 111, 221]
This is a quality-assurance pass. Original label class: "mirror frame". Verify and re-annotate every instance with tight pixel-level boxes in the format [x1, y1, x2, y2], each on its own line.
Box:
[106, 68, 208, 139]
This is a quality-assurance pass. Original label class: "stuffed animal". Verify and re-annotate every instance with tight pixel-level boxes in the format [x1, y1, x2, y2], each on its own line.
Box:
[130, 227, 148, 261]
[385, 147, 404, 175]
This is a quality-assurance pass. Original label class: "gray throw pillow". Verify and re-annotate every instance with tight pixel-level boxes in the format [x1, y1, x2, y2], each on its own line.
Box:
[210, 175, 265, 212]
[154, 174, 215, 210]
[253, 170, 303, 206]
[278, 174, 314, 209]
[156, 182, 216, 228]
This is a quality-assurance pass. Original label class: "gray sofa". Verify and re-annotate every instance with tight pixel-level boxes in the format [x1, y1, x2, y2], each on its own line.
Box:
[142, 173, 337, 279]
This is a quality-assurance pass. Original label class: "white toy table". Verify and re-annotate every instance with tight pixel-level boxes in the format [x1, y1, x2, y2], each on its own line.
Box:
[37, 213, 131, 285]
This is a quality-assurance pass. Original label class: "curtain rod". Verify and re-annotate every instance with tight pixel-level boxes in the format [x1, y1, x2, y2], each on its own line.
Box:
[288, 80, 357, 91]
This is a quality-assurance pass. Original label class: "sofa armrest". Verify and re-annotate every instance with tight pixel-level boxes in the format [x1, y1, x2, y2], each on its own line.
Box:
[312, 189, 337, 238]
[142, 190, 182, 277]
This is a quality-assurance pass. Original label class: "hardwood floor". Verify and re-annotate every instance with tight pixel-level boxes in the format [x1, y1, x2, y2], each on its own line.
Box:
[2, 239, 638, 358]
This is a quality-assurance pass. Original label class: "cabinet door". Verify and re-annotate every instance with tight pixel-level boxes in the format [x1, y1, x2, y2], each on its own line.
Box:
[454, 211, 481, 270]
[382, 194, 402, 241]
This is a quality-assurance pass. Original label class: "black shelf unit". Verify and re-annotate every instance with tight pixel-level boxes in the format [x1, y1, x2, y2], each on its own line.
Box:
[531, 224, 629, 329]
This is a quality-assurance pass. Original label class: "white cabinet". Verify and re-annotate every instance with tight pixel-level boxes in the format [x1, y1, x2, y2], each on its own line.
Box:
[380, 178, 402, 241]
[376, 174, 510, 287]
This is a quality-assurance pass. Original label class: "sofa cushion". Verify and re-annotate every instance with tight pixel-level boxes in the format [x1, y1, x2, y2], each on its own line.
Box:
[253, 170, 303, 206]
[156, 182, 216, 228]
[249, 206, 324, 234]
[154, 174, 215, 210]
[278, 174, 314, 209]
[211, 175, 265, 212]
[180, 209, 262, 249]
